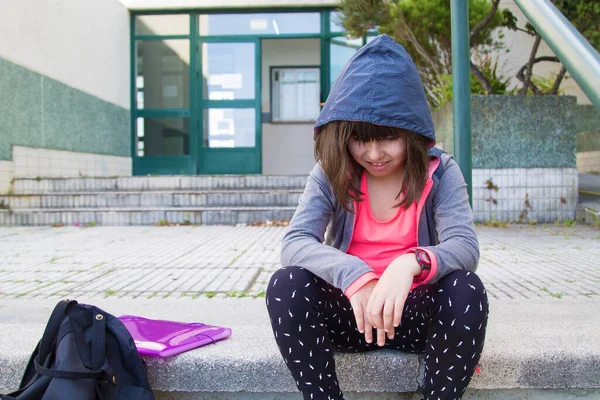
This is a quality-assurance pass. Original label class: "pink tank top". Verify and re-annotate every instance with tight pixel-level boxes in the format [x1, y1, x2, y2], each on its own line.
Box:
[346, 172, 419, 276]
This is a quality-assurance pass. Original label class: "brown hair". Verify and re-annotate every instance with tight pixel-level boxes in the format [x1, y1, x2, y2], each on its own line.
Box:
[314, 120, 430, 212]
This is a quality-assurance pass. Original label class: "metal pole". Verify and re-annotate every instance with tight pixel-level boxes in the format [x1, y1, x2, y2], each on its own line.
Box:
[451, 0, 472, 204]
[514, 0, 600, 108]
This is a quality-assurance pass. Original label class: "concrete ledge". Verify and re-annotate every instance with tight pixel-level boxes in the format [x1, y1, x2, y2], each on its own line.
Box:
[0, 207, 297, 226]
[1, 298, 599, 395]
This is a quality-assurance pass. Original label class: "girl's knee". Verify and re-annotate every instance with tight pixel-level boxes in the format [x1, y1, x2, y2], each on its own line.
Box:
[437, 270, 488, 308]
[266, 267, 315, 298]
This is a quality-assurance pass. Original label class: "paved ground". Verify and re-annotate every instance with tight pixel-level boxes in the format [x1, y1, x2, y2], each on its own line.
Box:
[2, 223, 600, 399]
[0, 224, 599, 301]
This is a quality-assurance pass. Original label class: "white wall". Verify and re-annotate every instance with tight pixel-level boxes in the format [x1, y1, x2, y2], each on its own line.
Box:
[0, 161, 13, 194]
[493, 0, 591, 105]
[262, 124, 316, 174]
[261, 38, 320, 112]
[261, 38, 320, 175]
[12, 146, 131, 179]
[0, 0, 130, 109]
[577, 151, 600, 174]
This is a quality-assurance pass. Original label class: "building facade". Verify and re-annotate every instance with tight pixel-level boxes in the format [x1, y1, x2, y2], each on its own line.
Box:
[0, 0, 592, 195]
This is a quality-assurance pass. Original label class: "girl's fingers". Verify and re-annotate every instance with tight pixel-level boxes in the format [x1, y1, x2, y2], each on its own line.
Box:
[383, 298, 395, 339]
[365, 294, 375, 327]
[377, 328, 386, 347]
[369, 295, 385, 329]
[352, 302, 365, 334]
[393, 297, 404, 328]
[364, 319, 373, 344]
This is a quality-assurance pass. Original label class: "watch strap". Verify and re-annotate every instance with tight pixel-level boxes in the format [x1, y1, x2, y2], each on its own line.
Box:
[415, 249, 431, 271]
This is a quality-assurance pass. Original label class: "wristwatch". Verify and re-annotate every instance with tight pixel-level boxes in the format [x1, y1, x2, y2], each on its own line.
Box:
[415, 249, 431, 272]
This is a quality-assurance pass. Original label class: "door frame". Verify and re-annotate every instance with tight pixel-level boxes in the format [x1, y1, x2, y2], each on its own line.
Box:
[195, 36, 262, 175]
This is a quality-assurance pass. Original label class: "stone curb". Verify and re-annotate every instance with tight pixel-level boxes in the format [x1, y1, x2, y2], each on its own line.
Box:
[1, 298, 599, 394]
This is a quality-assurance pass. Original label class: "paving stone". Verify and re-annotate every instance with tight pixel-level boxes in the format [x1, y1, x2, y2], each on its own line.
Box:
[0, 225, 599, 301]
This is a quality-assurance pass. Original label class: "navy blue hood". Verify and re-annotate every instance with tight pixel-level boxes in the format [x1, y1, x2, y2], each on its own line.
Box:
[315, 34, 435, 145]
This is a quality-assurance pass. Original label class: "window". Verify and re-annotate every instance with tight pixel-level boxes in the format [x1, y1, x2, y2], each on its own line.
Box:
[203, 109, 256, 148]
[198, 13, 320, 36]
[135, 14, 190, 36]
[136, 39, 190, 109]
[136, 117, 190, 156]
[271, 67, 320, 122]
[330, 37, 363, 88]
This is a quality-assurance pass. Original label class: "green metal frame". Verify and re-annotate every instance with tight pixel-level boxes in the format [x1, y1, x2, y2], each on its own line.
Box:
[450, 0, 472, 204]
[131, 8, 343, 176]
[196, 36, 262, 174]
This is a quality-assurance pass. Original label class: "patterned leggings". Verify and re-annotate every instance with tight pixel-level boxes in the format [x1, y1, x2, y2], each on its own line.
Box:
[266, 267, 489, 400]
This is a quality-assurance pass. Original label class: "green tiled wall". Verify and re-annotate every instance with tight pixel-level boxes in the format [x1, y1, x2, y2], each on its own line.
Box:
[0, 57, 129, 161]
[577, 131, 600, 152]
[575, 105, 600, 136]
[432, 95, 578, 168]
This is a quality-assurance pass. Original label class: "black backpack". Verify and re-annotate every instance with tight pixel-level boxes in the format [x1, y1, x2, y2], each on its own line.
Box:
[2, 300, 154, 400]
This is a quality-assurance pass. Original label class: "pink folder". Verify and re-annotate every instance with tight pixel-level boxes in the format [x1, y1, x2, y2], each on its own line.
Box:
[118, 315, 232, 358]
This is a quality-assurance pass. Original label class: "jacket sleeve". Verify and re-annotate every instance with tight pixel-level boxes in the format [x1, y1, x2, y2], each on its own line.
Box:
[280, 164, 374, 293]
[419, 154, 480, 284]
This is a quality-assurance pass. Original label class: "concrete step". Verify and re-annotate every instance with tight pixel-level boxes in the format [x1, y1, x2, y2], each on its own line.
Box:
[0, 207, 297, 226]
[576, 202, 600, 226]
[11, 175, 308, 194]
[0, 190, 302, 209]
[2, 298, 600, 399]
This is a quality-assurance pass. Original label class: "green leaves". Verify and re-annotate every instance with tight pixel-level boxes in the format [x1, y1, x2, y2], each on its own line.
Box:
[337, 0, 515, 107]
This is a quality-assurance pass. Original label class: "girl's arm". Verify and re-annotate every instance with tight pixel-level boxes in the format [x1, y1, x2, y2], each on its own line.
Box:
[418, 154, 480, 284]
[280, 164, 374, 293]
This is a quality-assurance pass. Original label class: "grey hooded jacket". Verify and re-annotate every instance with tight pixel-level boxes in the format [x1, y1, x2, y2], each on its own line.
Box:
[280, 35, 479, 294]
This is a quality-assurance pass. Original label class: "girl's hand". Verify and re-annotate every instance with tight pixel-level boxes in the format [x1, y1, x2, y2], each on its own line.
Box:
[349, 280, 378, 344]
[366, 254, 421, 345]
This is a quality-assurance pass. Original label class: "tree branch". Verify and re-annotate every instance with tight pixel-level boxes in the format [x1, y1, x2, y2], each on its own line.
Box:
[519, 34, 542, 95]
[470, 61, 493, 94]
[471, 0, 500, 39]
[516, 56, 560, 95]
[466, 0, 500, 94]
[393, 11, 442, 76]
[551, 65, 568, 95]
[516, 27, 535, 35]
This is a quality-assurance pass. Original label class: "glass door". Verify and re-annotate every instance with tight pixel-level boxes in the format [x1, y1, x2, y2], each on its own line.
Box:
[196, 38, 261, 174]
[133, 35, 196, 175]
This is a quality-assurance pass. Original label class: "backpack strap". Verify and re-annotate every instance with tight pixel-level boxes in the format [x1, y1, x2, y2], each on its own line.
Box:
[33, 364, 105, 380]
[91, 308, 107, 371]
[34, 300, 108, 380]
[38, 299, 78, 363]
[65, 305, 106, 371]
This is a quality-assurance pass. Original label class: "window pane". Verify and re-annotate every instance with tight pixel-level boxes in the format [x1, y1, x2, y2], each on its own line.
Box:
[137, 40, 190, 109]
[330, 11, 345, 33]
[199, 13, 320, 36]
[135, 14, 190, 36]
[272, 68, 320, 122]
[202, 43, 255, 100]
[137, 117, 190, 156]
[330, 36, 363, 87]
[203, 109, 255, 148]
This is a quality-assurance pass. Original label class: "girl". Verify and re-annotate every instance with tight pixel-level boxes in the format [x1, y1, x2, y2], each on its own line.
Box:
[266, 34, 488, 400]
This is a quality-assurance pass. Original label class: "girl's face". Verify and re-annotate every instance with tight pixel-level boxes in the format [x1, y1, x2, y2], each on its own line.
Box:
[348, 136, 407, 178]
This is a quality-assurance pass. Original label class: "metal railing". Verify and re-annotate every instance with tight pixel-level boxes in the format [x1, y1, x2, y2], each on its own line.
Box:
[514, 0, 600, 108]
[451, 0, 600, 200]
